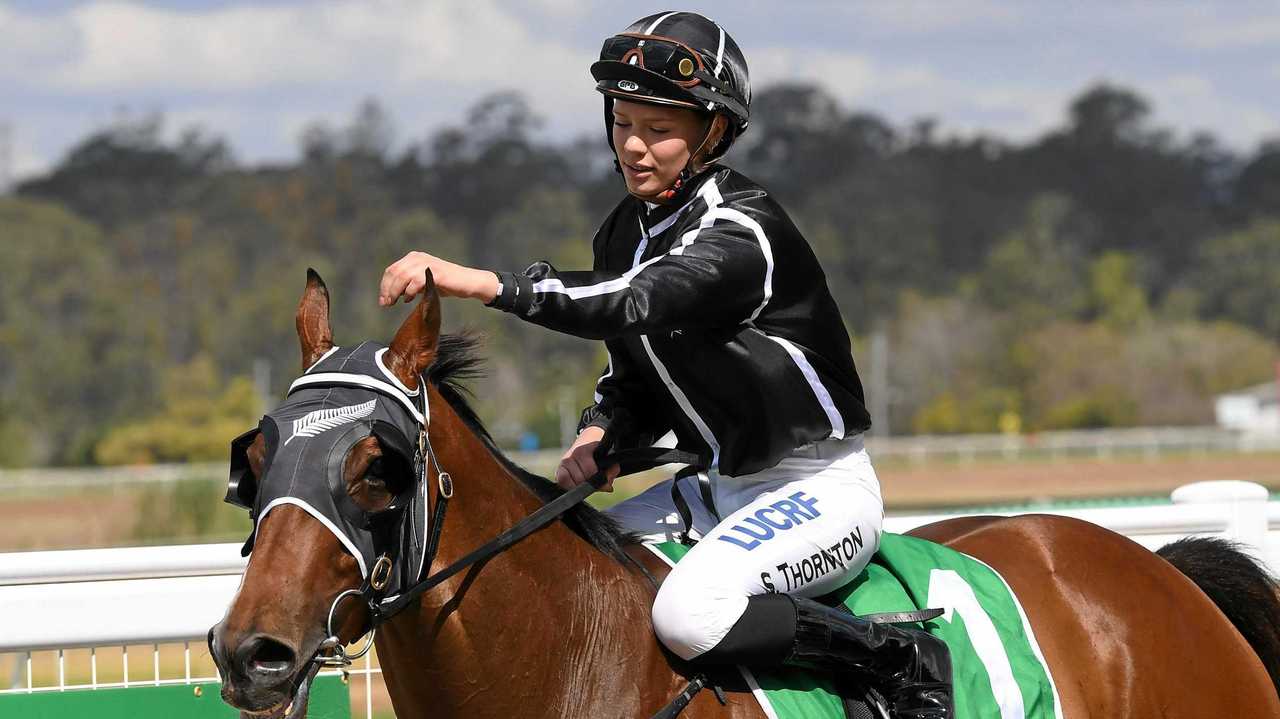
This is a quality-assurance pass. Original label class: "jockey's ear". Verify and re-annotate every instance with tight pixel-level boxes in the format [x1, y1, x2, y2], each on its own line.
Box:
[296, 268, 334, 371]
[386, 269, 441, 390]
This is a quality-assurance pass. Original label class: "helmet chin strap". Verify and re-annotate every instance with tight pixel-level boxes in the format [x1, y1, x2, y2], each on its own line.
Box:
[629, 115, 718, 204]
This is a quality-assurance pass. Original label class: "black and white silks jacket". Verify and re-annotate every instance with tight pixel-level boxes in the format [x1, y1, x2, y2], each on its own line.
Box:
[490, 167, 871, 478]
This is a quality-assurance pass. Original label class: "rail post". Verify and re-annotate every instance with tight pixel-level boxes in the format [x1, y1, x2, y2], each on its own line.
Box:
[1170, 480, 1270, 560]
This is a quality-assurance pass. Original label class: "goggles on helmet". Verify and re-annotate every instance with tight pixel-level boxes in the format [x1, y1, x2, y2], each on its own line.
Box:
[600, 33, 715, 90]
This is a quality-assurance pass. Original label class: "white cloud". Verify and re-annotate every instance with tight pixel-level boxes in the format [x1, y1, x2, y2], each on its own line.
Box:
[1149, 72, 1272, 135]
[0, 5, 81, 82]
[3, 0, 593, 111]
[0, 0, 602, 159]
[751, 46, 876, 97]
[747, 45, 1066, 143]
[1182, 16, 1280, 49]
[846, 0, 1019, 34]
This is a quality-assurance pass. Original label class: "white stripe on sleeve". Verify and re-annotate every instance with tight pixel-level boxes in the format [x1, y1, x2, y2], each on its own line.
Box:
[528, 178, 774, 324]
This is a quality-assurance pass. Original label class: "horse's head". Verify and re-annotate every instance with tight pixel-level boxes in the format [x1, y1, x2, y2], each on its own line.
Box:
[210, 269, 442, 718]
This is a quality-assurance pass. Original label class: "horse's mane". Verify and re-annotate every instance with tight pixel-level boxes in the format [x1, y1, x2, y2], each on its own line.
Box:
[426, 332, 641, 566]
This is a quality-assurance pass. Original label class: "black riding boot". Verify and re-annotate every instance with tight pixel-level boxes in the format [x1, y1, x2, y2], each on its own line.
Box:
[788, 596, 954, 719]
[692, 594, 954, 719]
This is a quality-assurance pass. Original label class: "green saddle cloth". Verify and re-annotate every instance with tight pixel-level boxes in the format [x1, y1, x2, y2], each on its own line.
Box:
[648, 533, 1061, 719]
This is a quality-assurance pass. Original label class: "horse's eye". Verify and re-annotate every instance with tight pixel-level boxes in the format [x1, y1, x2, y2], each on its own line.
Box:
[367, 458, 385, 478]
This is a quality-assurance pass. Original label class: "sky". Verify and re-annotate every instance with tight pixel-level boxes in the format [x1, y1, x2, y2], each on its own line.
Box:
[2, 0, 1279, 185]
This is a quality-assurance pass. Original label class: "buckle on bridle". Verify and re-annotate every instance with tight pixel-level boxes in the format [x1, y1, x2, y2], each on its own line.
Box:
[369, 555, 394, 592]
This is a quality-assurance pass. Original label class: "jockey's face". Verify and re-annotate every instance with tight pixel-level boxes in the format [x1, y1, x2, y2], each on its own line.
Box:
[611, 99, 712, 200]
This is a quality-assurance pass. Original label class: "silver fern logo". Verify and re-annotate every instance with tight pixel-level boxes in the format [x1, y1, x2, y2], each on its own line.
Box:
[284, 400, 377, 445]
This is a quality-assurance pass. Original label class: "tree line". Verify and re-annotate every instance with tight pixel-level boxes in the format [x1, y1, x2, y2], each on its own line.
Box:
[2, 82, 1277, 466]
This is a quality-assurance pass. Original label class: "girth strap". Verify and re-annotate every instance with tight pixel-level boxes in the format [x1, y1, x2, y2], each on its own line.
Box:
[649, 675, 707, 719]
[648, 674, 728, 719]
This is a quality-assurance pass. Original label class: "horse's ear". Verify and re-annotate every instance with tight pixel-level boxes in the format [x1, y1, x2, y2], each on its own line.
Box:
[386, 270, 441, 390]
[297, 268, 334, 371]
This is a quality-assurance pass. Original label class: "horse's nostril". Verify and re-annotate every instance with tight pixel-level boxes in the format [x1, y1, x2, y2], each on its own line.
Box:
[244, 636, 297, 679]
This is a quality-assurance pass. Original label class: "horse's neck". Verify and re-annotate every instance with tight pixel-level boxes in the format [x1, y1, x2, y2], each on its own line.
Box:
[375, 399, 673, 718]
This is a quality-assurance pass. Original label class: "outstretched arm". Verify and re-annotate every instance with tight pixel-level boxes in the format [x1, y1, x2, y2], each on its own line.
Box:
[379, 212, 771, 341]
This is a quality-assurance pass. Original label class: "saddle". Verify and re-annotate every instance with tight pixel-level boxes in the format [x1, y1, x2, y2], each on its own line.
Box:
[646, 534, 1061, 719]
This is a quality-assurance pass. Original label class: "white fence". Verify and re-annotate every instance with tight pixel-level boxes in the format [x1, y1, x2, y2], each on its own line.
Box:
[0, 480, 1276, 714]
[868, 426, 1280, 465]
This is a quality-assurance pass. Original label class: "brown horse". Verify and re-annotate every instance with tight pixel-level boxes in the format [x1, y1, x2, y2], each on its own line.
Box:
[210, 272, 1280, 718]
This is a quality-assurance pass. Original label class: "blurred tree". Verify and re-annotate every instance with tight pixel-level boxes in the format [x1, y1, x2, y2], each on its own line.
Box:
[913, 388, 1020, 435]
[1024, 83, 1222, 289]
[0, 198, 156, 464]
[803, 156, 942, 328]
[1087, 251, 1151, 330]
[1015, 322, 1137, 429]
[299, 122, 340, 164]
[974, 193, 1092, 327]
[17, 114, 232, 228]
[887, 292, 1005, 435]
[1016, 318, 1277, 429]
[1235, 140, 1280, 219]
[94, 356, 260, 464]
[484, 188, 593, 269]
[1067, 84, 1154, 146]
[1196, 219, 1280, 339]
[345, 98, 396, 163]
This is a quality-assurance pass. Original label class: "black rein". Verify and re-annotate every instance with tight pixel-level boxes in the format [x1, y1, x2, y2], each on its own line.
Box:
[364, 444, 703, 623]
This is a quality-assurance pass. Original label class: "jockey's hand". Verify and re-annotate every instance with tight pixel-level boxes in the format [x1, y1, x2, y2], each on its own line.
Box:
[556, 426, 622, 492]
[379, 251, 500, 306]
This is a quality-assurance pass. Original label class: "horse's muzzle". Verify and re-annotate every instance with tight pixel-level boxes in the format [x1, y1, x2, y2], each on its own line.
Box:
[211, 622, 306, 714]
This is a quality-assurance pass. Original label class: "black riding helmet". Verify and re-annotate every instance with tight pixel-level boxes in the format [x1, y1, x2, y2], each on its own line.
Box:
[592, 11, 751, 164]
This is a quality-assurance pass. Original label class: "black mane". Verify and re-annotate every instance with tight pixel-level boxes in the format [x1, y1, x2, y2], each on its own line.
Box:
[426, 333, 641, 565]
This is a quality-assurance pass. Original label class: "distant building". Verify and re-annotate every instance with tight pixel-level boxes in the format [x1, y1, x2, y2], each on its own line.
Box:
[1216, 381, 1280, 435]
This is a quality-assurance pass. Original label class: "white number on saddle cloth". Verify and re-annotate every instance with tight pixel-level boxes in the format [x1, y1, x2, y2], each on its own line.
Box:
[926, 569, 1025, 719]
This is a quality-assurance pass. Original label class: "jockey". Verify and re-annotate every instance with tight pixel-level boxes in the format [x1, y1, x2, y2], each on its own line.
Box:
[378, 11, 952, 718]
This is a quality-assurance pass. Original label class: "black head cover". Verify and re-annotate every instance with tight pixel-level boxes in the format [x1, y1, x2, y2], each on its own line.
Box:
[226, 342, 431, 595]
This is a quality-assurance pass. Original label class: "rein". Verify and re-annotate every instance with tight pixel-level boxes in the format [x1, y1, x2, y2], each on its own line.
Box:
[368, 444, 699, 623]
[312, 376, 702, 665]
[301, 375, 712, 717]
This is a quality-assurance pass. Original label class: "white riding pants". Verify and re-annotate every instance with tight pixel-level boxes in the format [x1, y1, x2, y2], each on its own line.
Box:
[607, 435, 884, 661]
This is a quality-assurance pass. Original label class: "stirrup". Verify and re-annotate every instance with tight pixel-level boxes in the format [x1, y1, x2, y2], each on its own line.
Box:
[787, 597, 954, 718]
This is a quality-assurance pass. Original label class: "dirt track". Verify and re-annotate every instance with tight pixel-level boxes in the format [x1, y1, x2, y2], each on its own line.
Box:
[877, 453, 1280, 509]
[0, 494, 140, 551]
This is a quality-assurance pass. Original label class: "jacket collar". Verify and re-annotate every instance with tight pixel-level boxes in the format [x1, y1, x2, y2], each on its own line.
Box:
[637, 167, 718, 237]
